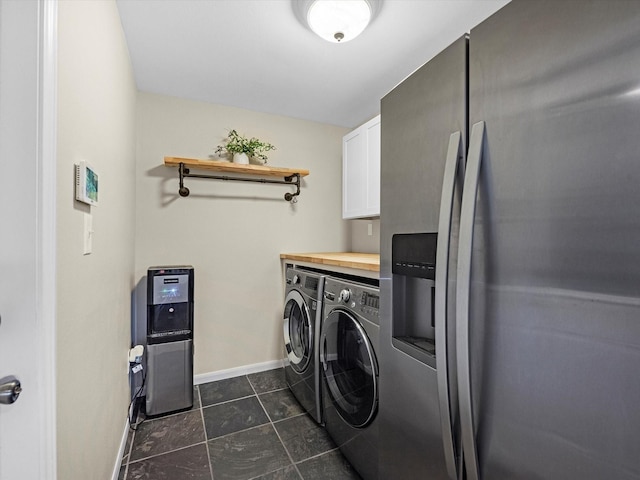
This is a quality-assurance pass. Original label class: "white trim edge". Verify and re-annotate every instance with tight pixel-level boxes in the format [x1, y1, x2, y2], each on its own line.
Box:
[36, 0, 58, 478]
[194, 359, 285, 385]
[112, 418, 130, 480]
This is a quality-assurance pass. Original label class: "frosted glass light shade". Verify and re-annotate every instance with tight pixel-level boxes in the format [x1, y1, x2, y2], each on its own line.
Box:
[307, 0, 372, 43]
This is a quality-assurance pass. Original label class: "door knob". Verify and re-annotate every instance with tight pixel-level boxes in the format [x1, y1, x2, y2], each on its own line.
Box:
[0, 376, 22, 405]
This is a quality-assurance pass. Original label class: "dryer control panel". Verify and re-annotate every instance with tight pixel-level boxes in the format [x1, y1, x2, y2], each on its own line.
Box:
[356, 289, 380, 322]
[285, 266, 323, 298]
[325, 278, 380, 325]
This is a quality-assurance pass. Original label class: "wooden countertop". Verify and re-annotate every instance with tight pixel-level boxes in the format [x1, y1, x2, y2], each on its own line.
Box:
[280, 252, 380, 273]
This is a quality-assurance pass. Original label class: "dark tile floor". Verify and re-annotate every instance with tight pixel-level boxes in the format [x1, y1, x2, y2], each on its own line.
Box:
[119, 368, 361, 480]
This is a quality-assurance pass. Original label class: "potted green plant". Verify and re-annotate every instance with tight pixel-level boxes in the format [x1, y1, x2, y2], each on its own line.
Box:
[215, 129, 276, 165]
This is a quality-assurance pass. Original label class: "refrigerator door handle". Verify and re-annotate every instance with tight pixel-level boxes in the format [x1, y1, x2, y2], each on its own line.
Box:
[456, 121, 485, 480]
[435, 131, 463, 480]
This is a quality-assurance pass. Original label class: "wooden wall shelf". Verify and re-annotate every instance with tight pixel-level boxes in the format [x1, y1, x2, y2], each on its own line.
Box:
[164, 157, 310, 202]
[164, 157, 309, 178]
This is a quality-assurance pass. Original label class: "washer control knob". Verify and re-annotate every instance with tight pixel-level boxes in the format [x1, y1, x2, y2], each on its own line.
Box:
[292, 274, 300, 284]
[339, 289, 351, 303]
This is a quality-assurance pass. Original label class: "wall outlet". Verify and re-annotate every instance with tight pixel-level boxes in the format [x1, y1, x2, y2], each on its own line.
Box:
[367, 222, 373, 236]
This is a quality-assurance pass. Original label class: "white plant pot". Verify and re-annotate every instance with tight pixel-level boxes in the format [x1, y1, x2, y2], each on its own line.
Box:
[233, 152, 249, 165]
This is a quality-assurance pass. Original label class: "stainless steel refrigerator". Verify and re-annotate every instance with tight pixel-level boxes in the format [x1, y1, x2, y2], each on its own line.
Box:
[379, 1, 640, 479]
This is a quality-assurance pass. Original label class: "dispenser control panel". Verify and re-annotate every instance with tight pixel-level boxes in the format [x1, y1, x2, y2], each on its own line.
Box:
[392, 232, 438, 280]
[152, 274, 190, 305]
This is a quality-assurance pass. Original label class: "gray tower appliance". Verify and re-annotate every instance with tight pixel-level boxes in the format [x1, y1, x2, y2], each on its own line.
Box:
[146, 266, 194, 416]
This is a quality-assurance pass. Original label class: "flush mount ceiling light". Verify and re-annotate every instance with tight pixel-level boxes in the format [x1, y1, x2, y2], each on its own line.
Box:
[293, 0, 381, 43]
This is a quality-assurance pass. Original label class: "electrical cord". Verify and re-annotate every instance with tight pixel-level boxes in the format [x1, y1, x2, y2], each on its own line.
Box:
[128, 365, 146, 431]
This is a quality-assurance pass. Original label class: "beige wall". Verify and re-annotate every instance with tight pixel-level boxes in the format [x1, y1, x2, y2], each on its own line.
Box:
[56, 1, 136, 478]
[135, 92, 350, 374]
[351, 218, 381, 253]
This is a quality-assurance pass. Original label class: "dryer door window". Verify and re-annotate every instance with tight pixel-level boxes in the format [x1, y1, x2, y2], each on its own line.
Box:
[321, 309, 378, 428]
[283, 290, 313, 374]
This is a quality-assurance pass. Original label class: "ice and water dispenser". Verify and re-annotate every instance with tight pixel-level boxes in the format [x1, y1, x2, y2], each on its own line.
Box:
[145, 266, 194, 416]
[392, 233, 438, 368]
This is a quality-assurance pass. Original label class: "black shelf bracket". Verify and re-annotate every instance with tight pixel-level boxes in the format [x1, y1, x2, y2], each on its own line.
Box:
[177, 162, 301, 202]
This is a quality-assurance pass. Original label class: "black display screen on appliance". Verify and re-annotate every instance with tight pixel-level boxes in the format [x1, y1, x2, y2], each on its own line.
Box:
[363, 292, 379, 309]
[392, 232, 438, 279]
[305, 276, 318, 291]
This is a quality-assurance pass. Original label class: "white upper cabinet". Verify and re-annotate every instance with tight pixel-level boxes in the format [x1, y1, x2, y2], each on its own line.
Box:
[342, 115, 380, 219]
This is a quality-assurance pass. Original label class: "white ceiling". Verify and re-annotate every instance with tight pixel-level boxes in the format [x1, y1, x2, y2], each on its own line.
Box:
[116, 0, 509, 128]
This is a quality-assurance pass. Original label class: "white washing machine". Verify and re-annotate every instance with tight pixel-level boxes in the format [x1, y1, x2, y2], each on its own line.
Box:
[283, 266, 325, 424]
[321, 276, 380, 480]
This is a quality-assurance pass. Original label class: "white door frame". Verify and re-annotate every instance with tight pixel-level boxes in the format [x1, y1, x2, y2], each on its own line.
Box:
[36, 1, 58, 478]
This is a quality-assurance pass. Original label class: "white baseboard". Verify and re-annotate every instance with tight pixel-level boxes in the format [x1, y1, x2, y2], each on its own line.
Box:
[194, 358, 285, 385]
[112, 417, 130, 480]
